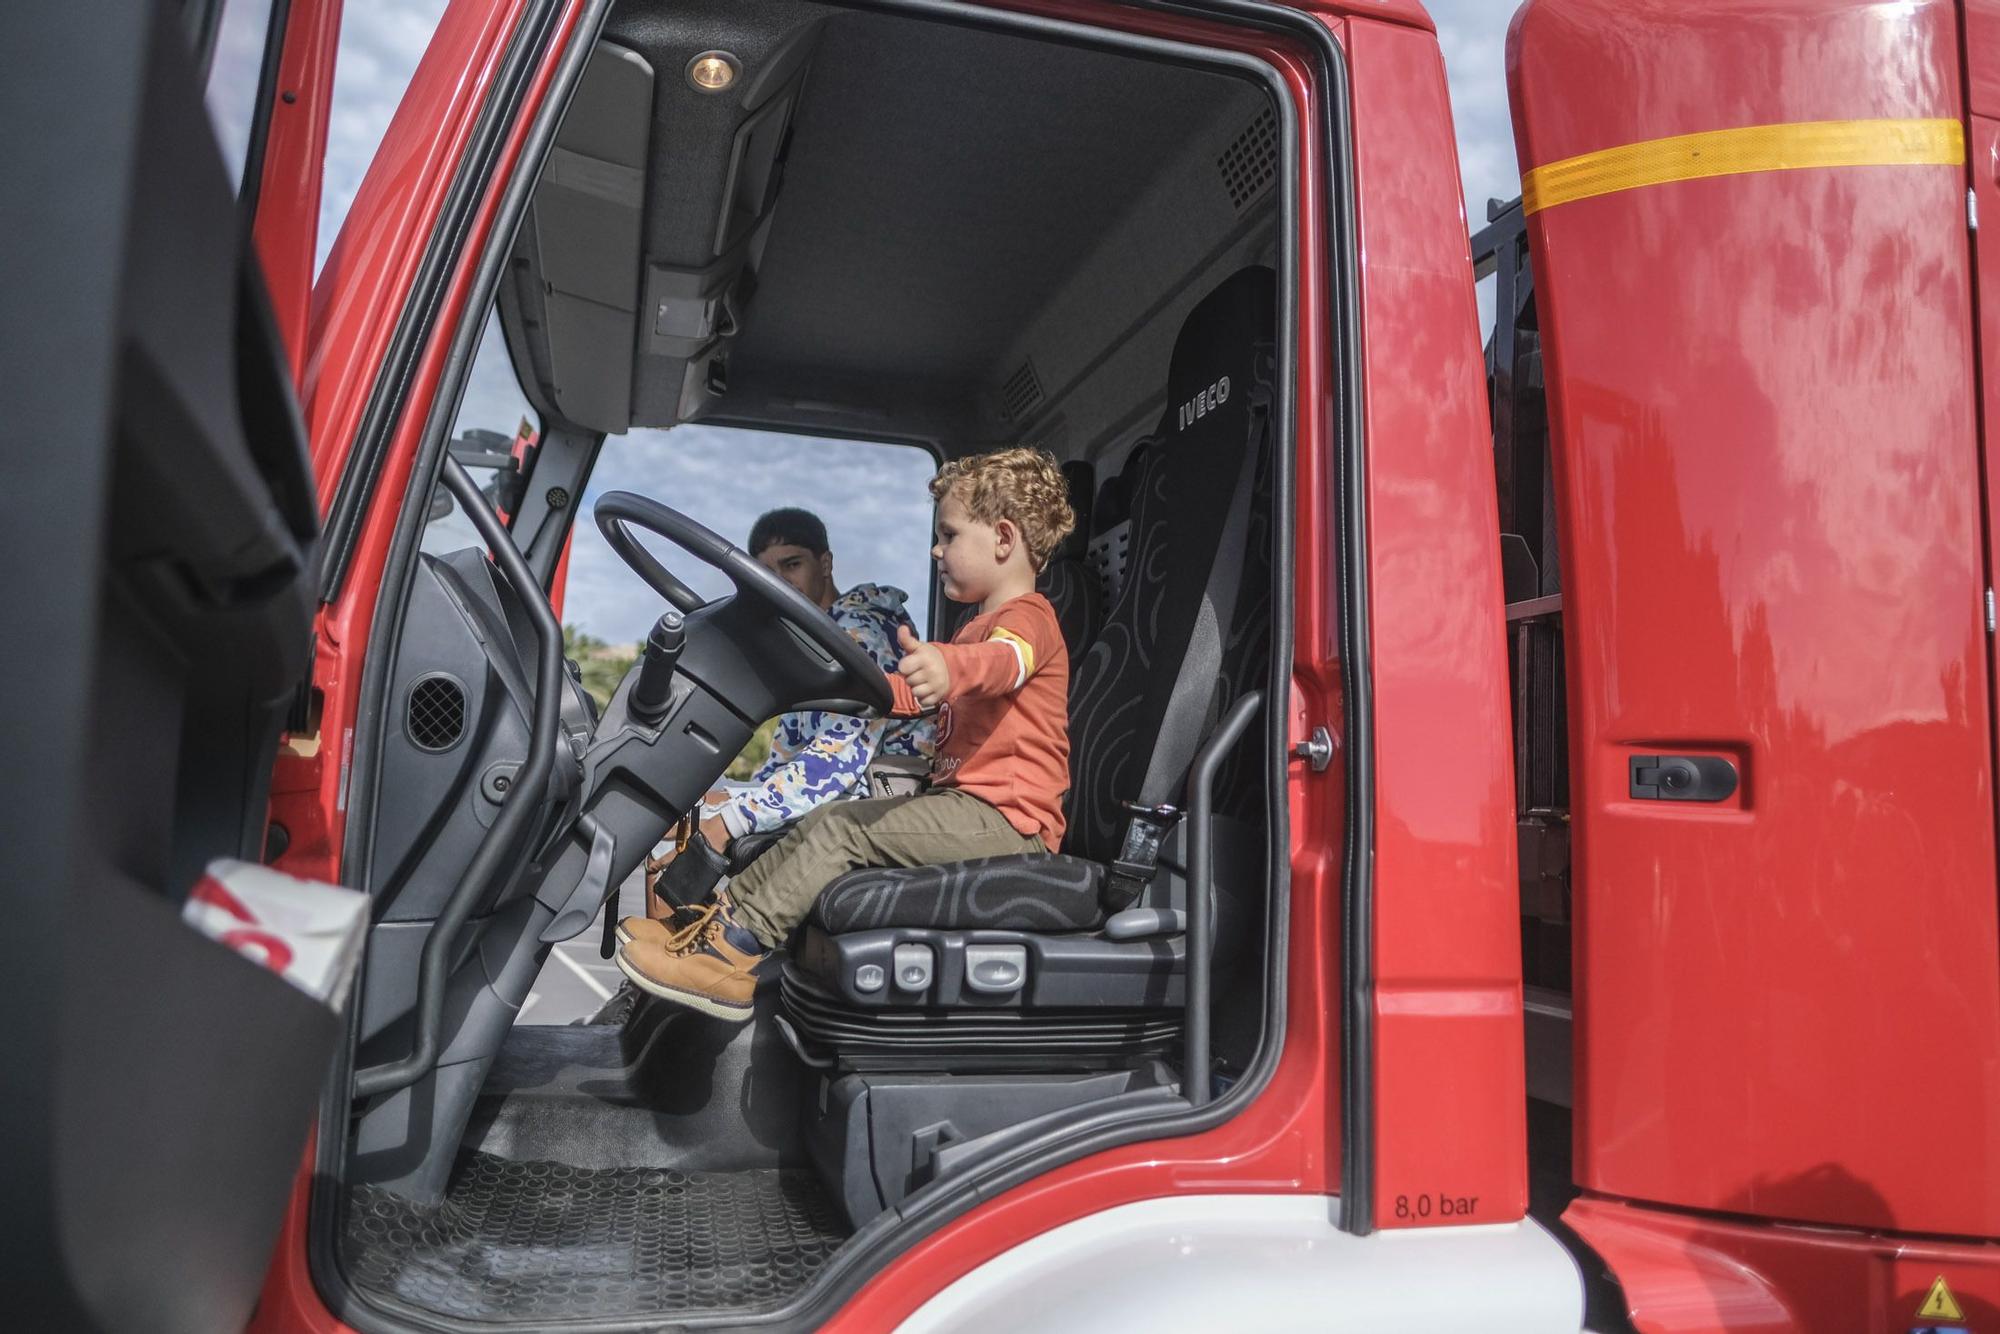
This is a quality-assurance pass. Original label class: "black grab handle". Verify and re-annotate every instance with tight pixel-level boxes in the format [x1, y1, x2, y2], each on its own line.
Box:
[1184, 690, 1263, 1109]
[353, 456, 566, 1100]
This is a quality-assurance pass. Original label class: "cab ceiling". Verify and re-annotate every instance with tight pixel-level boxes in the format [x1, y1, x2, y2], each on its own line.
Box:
[506, 0, 1272, 448]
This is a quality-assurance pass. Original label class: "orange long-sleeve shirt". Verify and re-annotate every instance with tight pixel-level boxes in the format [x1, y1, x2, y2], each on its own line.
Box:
[887, 592, 1070, 849]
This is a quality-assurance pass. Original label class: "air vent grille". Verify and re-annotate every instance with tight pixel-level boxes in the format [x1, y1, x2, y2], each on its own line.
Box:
[1001, 359, 1044, 422]
[1218, 107, 1278, 211]
[407, 675, 466, 752]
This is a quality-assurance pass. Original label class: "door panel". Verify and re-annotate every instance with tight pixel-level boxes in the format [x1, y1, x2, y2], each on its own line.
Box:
[1968, 0, 2000, 119]
[1511, 0, 2000, 1238]
[1970, 111, 2000, 954]
[0, 5, 333, 1329]
[1346, 14, 1528, 1234]
[248, 0, 347, 376]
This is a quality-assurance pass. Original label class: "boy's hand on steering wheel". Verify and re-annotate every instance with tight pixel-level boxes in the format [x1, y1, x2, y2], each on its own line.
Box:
[896, 625, 951, 709]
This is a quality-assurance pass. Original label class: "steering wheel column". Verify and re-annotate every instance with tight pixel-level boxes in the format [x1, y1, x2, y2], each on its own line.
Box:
[531, 492, 896, 943]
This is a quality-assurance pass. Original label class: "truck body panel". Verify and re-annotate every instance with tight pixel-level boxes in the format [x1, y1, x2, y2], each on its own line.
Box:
[1510, 0, 2000, 1241]
[1345, 10, 1529, 1234]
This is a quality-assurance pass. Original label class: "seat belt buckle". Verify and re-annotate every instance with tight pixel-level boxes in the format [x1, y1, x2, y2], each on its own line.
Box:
[1105, 800, 1181, 909]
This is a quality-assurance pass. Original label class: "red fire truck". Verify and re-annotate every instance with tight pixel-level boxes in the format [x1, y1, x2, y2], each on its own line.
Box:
[6, 0, 1996, 1329]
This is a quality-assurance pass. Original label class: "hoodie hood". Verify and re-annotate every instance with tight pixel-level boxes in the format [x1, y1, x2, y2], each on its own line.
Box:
[832, 582, 912, 624]
[829, 583, 918, 674]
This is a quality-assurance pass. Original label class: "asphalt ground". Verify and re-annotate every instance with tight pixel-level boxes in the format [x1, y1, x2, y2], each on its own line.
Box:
[516, 865, 645, 1024]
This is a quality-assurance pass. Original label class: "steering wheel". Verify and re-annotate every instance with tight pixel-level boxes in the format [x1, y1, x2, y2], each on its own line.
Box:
[593, 491, 894, 717]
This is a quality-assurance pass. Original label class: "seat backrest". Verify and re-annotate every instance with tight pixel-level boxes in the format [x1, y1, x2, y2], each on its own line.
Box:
[1063, 267, 1276, 863]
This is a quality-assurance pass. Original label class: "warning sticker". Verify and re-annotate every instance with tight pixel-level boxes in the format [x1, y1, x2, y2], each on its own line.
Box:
[1917, 1275, 1966, 1322]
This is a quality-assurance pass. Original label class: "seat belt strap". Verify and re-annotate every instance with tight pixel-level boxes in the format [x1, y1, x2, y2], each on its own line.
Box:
[1106, 377, 1270, 908]
[1135, 382, 1269, 808]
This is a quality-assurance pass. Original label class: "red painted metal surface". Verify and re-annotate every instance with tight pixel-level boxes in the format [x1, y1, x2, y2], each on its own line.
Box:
[250, 0, 344, 380]
[1345, 14, 1527, 1231]
[1971, 109, 2000, 967]
[248, 1148, 341, 1334]
[250, 0, 1344, 1326]
[1968, 0, 2000, 119]
[1307, 0, 1433, 32]
[549, 526, 574, 621]
[1566, 1193, 2000, 1334]
[1512, 0, 2000, 1241]
[265, 0, 539, 891]
[255, 8, 585, 1329]
[301, 0, 530, 499]
[815, 8, 1348, 1327]
[245, 0, 1526, 1325]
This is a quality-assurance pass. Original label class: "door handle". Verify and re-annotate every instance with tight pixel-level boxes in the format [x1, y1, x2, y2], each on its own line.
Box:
[1629, 754, 1738, 803]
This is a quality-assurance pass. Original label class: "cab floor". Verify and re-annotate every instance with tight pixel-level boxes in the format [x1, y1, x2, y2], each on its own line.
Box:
[342, 1151, 848, 1322]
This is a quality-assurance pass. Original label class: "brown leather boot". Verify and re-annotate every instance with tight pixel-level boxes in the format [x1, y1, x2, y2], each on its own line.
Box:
[617, 888, 732, 949]
[616, 908, 677, 949]
[614, 897, 767, 1021]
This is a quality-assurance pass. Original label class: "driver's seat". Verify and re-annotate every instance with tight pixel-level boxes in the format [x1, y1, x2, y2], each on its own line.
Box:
[779, 267, 1274, 1071]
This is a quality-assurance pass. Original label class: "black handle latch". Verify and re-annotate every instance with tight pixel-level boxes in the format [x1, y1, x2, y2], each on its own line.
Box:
[1629, 754, 1738, 803]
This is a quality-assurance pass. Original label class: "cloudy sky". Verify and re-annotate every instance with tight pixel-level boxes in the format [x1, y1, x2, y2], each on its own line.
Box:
[307, 0, 1520, 646]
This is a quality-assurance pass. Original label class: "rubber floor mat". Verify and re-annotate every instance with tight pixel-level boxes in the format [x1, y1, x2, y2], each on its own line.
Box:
[342, 1152, 848, 1321]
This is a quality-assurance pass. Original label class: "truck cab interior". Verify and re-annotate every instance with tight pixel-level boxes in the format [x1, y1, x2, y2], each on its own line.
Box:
[326, 2, 1290, 1325]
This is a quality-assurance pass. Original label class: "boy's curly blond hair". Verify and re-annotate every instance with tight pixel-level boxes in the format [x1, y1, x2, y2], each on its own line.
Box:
[930, 446, 1076, 572]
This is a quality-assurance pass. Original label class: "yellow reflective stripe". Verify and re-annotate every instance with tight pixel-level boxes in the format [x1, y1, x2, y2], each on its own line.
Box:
[1521, 117, 1964, 215]
[988, 626, 1035, 687]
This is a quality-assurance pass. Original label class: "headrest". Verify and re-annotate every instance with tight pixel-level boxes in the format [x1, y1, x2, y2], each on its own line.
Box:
[1055, 460, 1094, 559]
[1163, 266, 1277, 443]
[1091, 440, 1154, 532]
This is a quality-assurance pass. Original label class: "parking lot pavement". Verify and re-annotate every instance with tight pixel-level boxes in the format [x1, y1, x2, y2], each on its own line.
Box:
[516, 865, 645, 1025]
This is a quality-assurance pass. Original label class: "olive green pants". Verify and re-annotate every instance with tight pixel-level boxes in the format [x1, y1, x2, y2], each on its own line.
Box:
[727, 787, 1042, 947]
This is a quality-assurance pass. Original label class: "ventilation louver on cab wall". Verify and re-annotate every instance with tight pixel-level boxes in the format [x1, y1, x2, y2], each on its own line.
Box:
[407, 674, 467, 752]
[1002, 358, 1045, 422]
[1217, 107, 1277, 211]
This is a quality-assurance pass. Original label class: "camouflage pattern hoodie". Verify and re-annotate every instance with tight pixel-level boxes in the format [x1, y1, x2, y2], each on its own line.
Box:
[706, 584, 934, 837]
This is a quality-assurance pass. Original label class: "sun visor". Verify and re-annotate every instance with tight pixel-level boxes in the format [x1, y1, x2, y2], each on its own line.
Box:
[511, 41, 653, 434]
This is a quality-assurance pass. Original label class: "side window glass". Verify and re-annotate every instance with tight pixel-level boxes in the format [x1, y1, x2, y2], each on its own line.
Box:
[554, 427, 935, 737]
[568, 428, 937, 647]
[423, 308, 541, 555]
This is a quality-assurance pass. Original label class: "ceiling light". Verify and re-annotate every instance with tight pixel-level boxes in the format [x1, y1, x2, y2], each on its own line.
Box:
[687, 51, 739, 93]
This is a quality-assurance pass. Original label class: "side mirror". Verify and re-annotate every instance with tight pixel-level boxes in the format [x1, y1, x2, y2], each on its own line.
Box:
[427, 489, 455, 523]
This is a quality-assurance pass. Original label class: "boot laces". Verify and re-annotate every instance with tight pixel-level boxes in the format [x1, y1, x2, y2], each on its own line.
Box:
[660, 900, 726, 955]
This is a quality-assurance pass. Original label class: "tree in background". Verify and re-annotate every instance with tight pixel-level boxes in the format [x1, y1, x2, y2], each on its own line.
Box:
[562, 625, 635, 709]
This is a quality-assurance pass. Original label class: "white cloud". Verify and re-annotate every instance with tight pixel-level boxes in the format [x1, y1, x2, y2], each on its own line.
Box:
[567, 426, 939, 646]
[1430, 0, 1522, 226]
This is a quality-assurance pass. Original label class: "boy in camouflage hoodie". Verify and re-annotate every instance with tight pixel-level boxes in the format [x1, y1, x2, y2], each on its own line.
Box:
[636, 508, 931, 918]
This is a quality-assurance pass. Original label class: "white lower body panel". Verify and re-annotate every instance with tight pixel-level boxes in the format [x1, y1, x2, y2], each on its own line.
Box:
[897, 1194, 1584, 1333]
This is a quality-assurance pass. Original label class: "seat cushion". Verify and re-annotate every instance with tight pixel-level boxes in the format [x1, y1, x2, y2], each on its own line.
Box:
[811, 853, 1106, 933]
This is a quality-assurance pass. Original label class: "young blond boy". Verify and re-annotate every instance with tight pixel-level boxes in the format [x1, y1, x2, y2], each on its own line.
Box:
[616, 447, 1077, 1020]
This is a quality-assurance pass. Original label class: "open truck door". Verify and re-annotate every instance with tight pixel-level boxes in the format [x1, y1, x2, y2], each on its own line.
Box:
[0, 1, 348, 1328]
[0, 0, 601, 1324]
[1509, 0, 2000, 1322]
